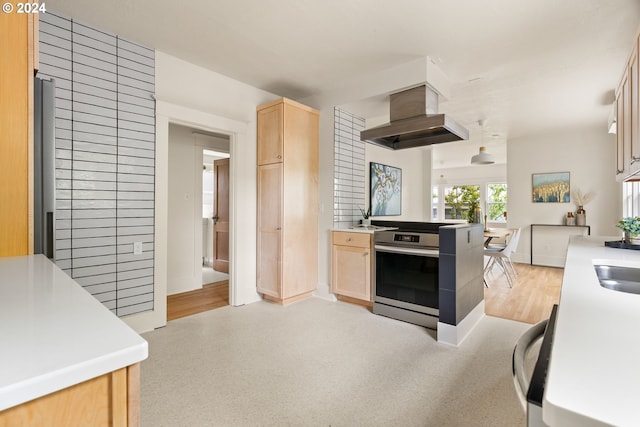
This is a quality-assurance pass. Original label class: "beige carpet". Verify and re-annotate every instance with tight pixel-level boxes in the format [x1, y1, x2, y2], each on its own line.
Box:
[141, 298, 528, 426]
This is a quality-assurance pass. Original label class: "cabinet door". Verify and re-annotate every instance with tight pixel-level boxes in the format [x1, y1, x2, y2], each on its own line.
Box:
[257, 163, 282, 297]
[616, 73, 627, 178]
[0, 12, 33, 256]
[331, 243, 371, 301]
[257, 103, 283, 165]
[630, 43, 640, 174]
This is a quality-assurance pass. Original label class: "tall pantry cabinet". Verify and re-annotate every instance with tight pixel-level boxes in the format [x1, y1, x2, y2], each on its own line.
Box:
[256, 98, 319, 304]
[0, 11, 38, 256]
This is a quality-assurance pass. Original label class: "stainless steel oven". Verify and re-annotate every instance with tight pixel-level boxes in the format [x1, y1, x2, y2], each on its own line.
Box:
[373, 230, 440, 329]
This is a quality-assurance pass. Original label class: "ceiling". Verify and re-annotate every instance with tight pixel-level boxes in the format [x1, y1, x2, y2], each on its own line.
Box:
[51, 0, 640, 168]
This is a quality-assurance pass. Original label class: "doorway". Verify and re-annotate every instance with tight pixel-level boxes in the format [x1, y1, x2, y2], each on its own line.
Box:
[202, 149, 230, 285]
[166, 124, 232, 320]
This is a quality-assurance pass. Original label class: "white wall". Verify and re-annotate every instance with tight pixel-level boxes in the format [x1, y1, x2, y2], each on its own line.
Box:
[365, 144, 429, 221]
[507, 125, 620, 264]
[167, 124, 198, 295]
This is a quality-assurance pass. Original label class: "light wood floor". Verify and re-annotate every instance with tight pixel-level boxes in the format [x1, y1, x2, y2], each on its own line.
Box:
[167, 263, 562, 324]
[484, 262, 563, 324]
[167, 281, 229, 321]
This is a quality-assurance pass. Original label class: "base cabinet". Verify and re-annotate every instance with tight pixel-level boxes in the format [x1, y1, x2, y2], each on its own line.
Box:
[0, 364, 140, 427]
[331, 231, 372, 303]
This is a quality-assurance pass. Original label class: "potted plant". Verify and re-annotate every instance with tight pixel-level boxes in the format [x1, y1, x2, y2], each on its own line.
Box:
[359, 207, 372, 226]
[616, 217, 640, 244]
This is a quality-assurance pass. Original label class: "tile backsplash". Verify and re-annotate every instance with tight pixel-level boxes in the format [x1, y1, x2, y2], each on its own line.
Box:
[38, 11, 155, 317]
[334, 108, 366, 229]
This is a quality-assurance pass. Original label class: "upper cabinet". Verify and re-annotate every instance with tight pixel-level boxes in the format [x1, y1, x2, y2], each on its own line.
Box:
[0, 13, 38, 256]
[616, 31, 640, 181]
[257, 102, 284, 165]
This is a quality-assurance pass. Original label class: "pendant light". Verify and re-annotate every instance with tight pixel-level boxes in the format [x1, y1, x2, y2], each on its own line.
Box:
[471, 146, 495, 165]
[471, 120, 495, 165]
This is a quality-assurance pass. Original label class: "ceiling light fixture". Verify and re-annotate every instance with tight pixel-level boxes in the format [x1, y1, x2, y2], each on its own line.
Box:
[471, 120, 495, 165]
[471, 146, 495, 165]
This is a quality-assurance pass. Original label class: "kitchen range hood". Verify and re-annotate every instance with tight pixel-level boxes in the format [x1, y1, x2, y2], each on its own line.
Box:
[360, 85, 469, 150]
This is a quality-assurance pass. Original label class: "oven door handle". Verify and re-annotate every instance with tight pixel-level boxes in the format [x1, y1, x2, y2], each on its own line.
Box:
[374, 244, 439, 257]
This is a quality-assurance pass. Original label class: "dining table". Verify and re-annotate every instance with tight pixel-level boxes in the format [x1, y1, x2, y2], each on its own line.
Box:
[483, 228, 511, 247]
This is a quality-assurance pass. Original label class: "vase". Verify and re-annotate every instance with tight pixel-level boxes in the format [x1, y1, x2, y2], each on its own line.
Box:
[624, 231, 640, 245]
[362, 218, 371, 226]
[575, 206, 586, 226]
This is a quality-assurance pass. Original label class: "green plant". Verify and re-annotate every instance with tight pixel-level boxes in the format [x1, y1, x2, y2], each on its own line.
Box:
[616, 217, 640, 237]
[359, 206, 371, 219]
[443, 185, 480, 221]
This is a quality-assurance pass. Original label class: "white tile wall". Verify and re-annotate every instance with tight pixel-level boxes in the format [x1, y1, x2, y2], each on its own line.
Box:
[333, 108, 366, 229]
[38, 11, 155, 317]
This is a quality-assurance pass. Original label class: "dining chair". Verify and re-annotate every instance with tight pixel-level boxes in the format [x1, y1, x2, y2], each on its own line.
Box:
[484, 228, 521, 287]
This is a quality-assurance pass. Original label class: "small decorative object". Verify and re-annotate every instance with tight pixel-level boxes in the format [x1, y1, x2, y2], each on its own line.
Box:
[370, 162, 402, 216]
[471, 205, 483, 224]
[532, 172, 570, 203]
[575, 206, 586, 226]
[572, 189, 595, 226]
[565, 212, 575, 226]
[359, 206, 371, 227]
[616, 217, 640, 244]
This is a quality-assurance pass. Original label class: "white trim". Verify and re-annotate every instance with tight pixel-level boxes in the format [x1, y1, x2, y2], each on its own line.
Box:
[122, 101, 260, 333]
[437, 301, 485, 347]
[194, 147, 205, 291]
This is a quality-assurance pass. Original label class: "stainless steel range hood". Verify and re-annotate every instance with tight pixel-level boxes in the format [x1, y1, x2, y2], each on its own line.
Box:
[360, 85, 469, 150]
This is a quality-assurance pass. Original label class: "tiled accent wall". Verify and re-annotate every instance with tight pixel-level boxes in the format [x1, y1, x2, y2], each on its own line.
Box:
[334, 108, 366, 229]
[37, 11, 155, 317]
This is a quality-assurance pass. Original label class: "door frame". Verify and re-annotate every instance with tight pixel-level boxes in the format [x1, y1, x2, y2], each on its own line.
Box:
[123, 100, 261, 333]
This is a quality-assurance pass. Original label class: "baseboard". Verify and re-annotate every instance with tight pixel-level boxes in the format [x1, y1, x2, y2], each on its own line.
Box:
[437, 300, 485, 347]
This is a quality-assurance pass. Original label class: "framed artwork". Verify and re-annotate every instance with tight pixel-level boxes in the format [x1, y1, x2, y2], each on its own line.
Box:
[370, 162, 402, 216]
[532, 172, 570, 203]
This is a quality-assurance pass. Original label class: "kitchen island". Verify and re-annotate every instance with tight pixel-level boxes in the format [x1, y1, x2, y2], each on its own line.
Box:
[544, 236, 640, 426]
[0, 255, 148, 426]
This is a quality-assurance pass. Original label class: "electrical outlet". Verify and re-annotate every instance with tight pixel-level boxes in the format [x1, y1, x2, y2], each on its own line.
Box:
[133, 242, 143, 255]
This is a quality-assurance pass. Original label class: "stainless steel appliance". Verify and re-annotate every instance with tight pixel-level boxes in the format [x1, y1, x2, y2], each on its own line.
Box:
[373, 229, 440, 329]
[360, 85, 469, 150]
[33, 76, 56, 259]
[513, 305, 558, 426]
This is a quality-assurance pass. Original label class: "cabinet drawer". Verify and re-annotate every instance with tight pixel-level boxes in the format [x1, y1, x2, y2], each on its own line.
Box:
[332, 232, 371, 248]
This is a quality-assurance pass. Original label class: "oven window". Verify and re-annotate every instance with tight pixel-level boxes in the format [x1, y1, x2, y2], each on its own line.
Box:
[375, 251, 439, 308]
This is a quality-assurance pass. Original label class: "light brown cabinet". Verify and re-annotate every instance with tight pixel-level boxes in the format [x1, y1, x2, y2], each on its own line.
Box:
[256, 98, 319, 304]
[615, 32, 640, 180]
[0, 12, 38, 256]
[331, 231, 373, 303]
[0, 364, 140, 427]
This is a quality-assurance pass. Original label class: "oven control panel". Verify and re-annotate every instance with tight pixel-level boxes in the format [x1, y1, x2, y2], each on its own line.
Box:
[394, 234, 420, 243]
[374, 230, 439, 248]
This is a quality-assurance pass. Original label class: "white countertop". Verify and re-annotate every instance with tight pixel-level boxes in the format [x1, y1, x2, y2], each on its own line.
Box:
[332, 226, 398, 234]
[0, 255, 148, 411]
[544, 236, 640, 426]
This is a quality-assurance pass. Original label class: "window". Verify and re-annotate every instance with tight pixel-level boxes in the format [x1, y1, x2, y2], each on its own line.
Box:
[431, 180, 507, 222]
[487, 183, 508, 222]
[432, 186, 439, 220]
[623, 181, 640, 217]
[443, 185, 480, 221]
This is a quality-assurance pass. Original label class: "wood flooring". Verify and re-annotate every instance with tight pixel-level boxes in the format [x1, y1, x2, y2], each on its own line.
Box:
[167, 263, 562, 325]
[167, 281, 229, 321]
[484, 262, 563, 324]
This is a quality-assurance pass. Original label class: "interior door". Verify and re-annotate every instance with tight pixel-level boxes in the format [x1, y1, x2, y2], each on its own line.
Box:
[213, 158, 229, 273]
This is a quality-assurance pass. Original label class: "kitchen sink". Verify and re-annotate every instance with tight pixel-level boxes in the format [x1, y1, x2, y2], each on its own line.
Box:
[594, 264, 640, 295]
